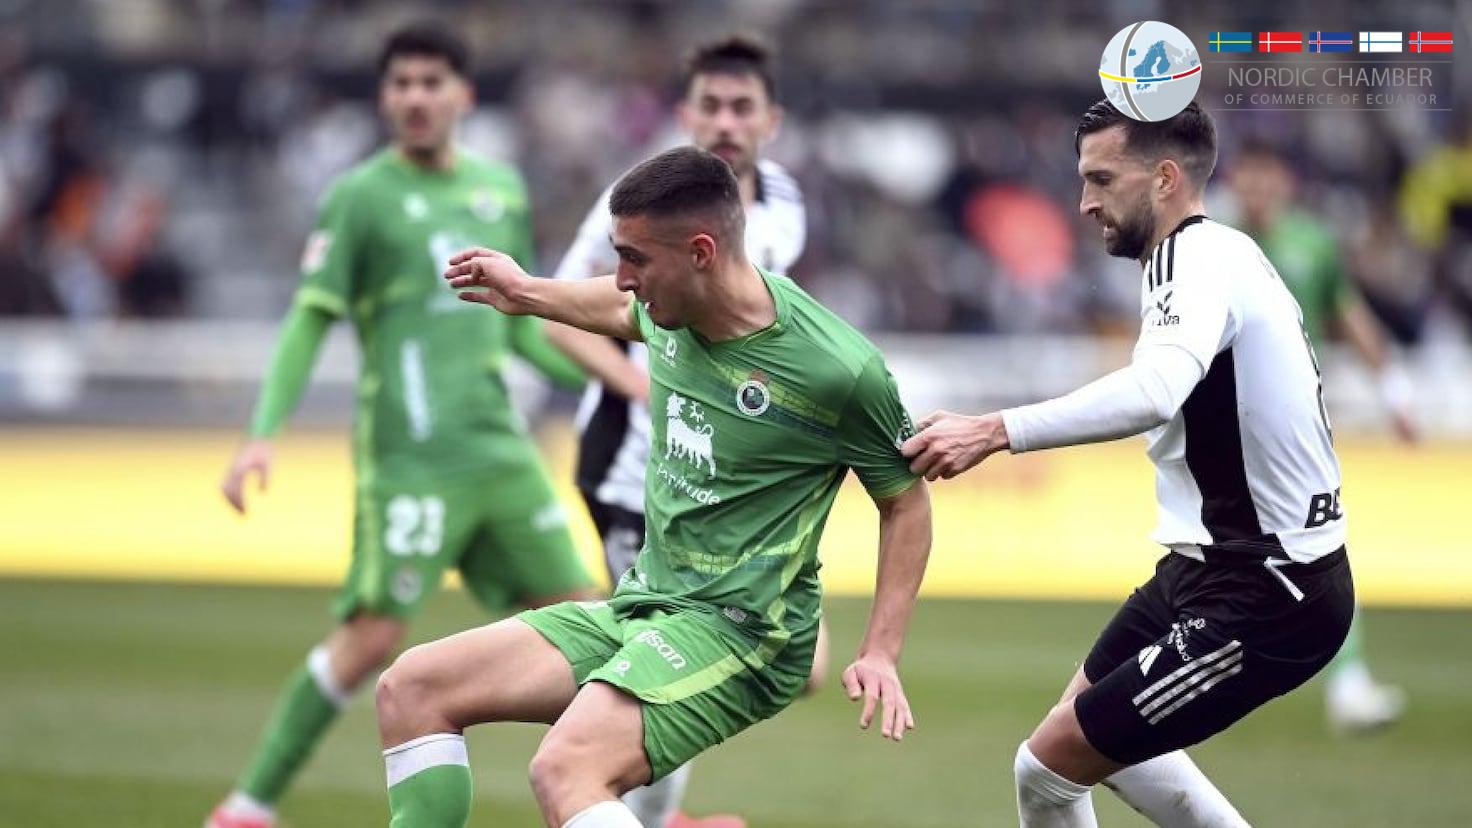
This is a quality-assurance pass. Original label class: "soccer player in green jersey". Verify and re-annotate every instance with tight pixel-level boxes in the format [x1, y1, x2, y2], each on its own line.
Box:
[206, 24, 600, 828]
[375, 146, 933, 828]
[1230, 139, 1414, 733]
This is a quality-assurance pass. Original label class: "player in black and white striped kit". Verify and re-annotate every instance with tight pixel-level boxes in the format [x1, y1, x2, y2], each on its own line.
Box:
[903, 100, 1354, 827]
[545, 36, 807, 828]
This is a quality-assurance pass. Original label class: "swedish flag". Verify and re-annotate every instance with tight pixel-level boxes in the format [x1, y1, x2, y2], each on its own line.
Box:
[1209, 32, 1253, 52]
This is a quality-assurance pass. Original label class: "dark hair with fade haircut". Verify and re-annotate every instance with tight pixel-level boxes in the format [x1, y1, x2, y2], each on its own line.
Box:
[378, 22, 469, 77]
[683, 33, 779, 102]
[610, 146, 745, 242]
[1074, 99, 1218, 188]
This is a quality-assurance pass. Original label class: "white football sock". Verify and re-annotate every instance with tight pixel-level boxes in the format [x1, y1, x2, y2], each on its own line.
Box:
[221, 790, 275, 821]
[1014, 741, 1098, 827]
[1103, 751, 1249, 827]
[621, 762, 691, 827]
[564, 800, 645, 828]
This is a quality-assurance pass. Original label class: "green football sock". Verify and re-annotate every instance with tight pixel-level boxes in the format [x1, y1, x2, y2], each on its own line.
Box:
[385, 735, 473, 828]
[237, 648, 345, 803]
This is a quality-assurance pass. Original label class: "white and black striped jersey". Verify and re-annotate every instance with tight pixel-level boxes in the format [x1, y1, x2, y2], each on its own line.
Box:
[553, 158, 806, 514]
[1139, 215, 1345, 564]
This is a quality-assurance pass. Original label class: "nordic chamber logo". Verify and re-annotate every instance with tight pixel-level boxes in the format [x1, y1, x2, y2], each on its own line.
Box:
[1099, 22, 1203, 122]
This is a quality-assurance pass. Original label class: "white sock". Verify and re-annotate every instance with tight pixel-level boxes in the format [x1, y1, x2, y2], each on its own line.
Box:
[307, 644, 353, 707]
[622, 762, 691, 827]
[1327, 660, 1373, 703]
[564, 800, 645, 828]
[382, 733, 469, 786]
[1014, 741, 1098, 827]
[1103, 751, 1248, 827]
[221, 790, 275, 821]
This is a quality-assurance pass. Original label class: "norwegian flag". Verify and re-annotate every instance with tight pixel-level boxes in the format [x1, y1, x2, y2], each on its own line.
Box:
[1258, 31, 1303, 52]
[1408, 31, 1454, 53]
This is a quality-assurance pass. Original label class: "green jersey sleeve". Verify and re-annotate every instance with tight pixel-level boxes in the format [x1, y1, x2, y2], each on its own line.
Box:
[837, 353, 919, 499]
[296, 178, 359, 317]
[247, 300, 333, 438]
[508, 313, 585, 388]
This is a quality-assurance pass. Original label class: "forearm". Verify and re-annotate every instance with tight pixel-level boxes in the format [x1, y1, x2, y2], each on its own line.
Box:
[1001, 344, 1203, 452]
[248, 300, 333, 438]
[545, 322, 650, 402]
[517, 275, 638, 340]
[859, 481, 932, 661]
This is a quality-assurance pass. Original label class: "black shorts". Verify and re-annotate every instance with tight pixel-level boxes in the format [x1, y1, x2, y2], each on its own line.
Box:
[1075, 548, 1354, 765]
[578, 489, 646, 585]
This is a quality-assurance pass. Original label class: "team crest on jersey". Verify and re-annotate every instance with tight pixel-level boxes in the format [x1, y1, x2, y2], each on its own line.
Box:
[469, 189, 505, 223]
[665, 393, 717, 476]
[390, 566, 423, 604]
[402, 193, 429, 222]
[736, 371, 771, 416]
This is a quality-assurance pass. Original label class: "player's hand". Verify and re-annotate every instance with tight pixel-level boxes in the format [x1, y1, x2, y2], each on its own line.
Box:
[221, 438, 274, 515]
[444, 247, 533, 314]
[900, 410, 1008, 481]
[841, 652, 914, 742]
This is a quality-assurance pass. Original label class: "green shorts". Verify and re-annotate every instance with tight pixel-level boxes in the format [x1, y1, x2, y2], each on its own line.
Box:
[335, 462, 594, 619]
[519, 600, 816, 780]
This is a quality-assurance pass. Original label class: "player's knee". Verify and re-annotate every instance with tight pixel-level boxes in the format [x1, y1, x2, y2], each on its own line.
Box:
[375, 644, 437, 726]
[527, 737, 583, 808]
[1014, 740, 1090, 811]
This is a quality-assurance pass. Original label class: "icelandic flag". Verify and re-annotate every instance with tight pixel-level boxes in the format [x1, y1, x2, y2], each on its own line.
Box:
[1307, 32, 1354, 53]
[1408, 31, 1454, 53]
[1258, 32, 1303, 53]
[1208, 32, 1253, 52]
[1359, 31, 1403, 52]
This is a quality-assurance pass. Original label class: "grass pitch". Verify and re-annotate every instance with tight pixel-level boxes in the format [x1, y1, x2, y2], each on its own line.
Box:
[2, 578, 1468, 826]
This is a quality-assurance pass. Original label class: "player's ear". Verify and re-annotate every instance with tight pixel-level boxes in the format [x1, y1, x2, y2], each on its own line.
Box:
[765, 102, 785, 139]
[1156, 159, 1182, 198]
[689, 232, 717, 269]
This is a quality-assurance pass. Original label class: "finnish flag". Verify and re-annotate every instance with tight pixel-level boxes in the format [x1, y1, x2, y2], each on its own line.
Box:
[1359, 31, 1403, 53]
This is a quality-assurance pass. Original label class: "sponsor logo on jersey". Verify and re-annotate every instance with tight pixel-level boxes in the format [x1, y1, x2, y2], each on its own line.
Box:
[736, 372, 771, 416]
[665, 393, 717, 477]
[531, 502, 568, 531]
[634, 628, 687, 669]
[661, 336, 679, 366]
[403, 193, 429, 221]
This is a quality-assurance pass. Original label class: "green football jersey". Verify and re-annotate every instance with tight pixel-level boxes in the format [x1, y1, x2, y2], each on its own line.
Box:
[610, 269, 919, 647]
[1246, 210, 1348, 345]
[296, 148, 567, 480]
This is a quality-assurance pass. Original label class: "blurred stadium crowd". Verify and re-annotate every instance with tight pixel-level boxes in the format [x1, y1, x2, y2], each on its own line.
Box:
[2, 0, 1470, 346]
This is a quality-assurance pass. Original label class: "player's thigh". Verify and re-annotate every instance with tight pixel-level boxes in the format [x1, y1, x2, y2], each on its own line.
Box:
[391, 616, 581, 727]
[336, 480, 479, 620]
[461, 463, 597, 609]
[585, 611, 818, 782]
[537, 681, 653, 794]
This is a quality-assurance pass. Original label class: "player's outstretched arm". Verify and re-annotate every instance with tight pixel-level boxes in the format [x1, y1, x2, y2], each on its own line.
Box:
[843, 479, 931, 742]
[444, 247, 640, 341]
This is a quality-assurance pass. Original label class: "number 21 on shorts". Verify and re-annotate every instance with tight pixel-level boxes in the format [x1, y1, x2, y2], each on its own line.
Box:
[385, 495, 445, 556]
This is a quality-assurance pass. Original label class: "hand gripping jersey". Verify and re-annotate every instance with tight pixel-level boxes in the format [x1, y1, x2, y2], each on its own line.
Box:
[554, 159, 807, 514]
[1139, 216, 1345, 564]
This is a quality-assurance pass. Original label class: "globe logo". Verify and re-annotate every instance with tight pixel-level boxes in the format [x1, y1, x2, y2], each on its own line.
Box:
[1099, 22, 1202, 122]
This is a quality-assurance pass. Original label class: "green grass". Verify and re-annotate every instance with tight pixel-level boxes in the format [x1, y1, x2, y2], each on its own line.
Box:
[2, 579, 1468, 826]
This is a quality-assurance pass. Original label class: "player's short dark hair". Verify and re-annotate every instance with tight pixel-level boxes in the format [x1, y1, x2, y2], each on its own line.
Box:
[1074, 99, 1218, 188]
[683, 34, 778, 102]
[610, 146, 744, 243]
[378, 22, 469, 77]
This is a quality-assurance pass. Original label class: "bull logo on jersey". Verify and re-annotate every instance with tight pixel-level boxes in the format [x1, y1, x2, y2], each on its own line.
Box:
[665, 394, 717, 477]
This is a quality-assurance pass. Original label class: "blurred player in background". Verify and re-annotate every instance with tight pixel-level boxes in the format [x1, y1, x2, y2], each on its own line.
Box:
[906, 100, 1356, 826]
[207, 24, 600, 828]
[1229, 139, 1411, 734]
[546, 35, 808, 828]
[378, 146, 931, 828]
